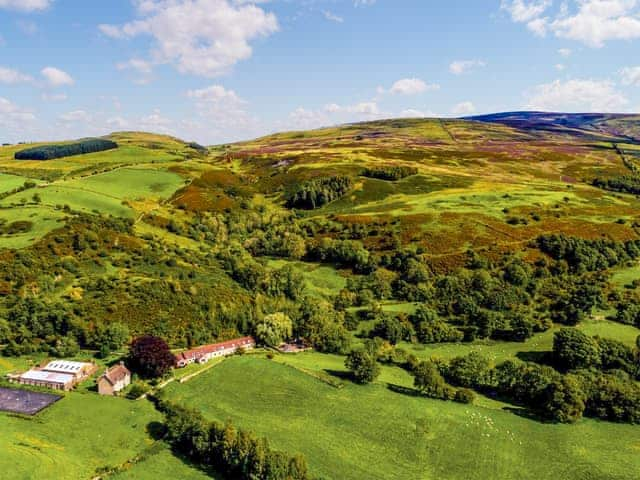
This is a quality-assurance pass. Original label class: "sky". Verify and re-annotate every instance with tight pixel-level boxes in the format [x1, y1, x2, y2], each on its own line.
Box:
[1, 0, 640, 144]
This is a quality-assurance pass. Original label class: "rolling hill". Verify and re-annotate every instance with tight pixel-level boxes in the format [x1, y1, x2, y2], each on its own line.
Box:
[1, 113, 640, 480]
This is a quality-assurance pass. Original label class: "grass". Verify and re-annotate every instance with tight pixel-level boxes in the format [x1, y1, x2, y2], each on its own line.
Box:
[0, 206, 66, 249]
[63, 167, 185, 201]
[610, 262, 640, 289]
[164, 355, 640, 480]
[389, 318, 640, 365]
[0, 393, 161, 480]
[111, 446, 218, 480]
[0, 173, 38, 194]
[266, 259, 348, 298]
[0, 168, 185, 220]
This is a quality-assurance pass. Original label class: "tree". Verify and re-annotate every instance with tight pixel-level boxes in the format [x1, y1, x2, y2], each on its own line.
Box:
[296, 299, 351, 353]
[345, 350, 380, 384]
[553, 328, 601, 371]
[541, 375, 586, 423]
[413, 361, 454, 399]
[255, 312, 293, 347]
[445, 352, 492, 389]
[127, 335, 175, 378]
[93, 322, 130, 358]
[371, 314, 408, 345]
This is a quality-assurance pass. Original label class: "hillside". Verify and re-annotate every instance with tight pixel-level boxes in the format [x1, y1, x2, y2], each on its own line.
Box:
[1, 114, 640, 479]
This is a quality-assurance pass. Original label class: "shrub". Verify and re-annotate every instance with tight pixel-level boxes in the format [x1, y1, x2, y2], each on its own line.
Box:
[454, 388, 476, 404]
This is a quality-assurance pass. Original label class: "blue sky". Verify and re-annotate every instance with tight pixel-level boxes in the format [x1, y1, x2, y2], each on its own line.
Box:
[1, 0, 640, 144]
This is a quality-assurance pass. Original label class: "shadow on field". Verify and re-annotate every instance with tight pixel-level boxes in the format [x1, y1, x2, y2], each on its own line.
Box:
[515, 350, 552, 365]
[387, 383, 422, 397]
[146, 421, 167, 440]
[324, 369, 353, 381]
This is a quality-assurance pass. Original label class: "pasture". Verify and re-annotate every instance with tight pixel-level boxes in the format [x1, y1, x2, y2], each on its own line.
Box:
[0, 173, 37, 194]
[0, 206, 66, 249]
[0, 393, 161, 480]
[266, 259, 348, 298]
[112, 446, 218, 480]
[164, 356, 640, 480]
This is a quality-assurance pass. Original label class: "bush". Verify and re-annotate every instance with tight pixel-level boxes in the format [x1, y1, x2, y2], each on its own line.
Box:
[15, 138, 118, 160]
[127, 381, 151, 399]
[454, 388, 475, 404]
[345, 349, 380, 384]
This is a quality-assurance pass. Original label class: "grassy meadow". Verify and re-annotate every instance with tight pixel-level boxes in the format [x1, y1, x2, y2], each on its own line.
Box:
[164, 355, 640, 480]
[0, 393, 161, 480]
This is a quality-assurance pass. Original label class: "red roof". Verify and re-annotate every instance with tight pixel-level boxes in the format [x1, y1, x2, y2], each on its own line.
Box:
[175, 336, 255, 363]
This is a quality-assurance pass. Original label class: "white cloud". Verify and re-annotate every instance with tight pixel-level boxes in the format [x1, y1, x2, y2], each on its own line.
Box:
[354, 0, 376, 6]
[620, 66, 640, 85]
[0, 97, 36, 140]
[0, 97, 35, 121]
[187, 84, 244, 103]
[0, 67, 33, 85]
[550, 0, 640, 47]
[389, 78, 439, 95]
[501, 0, 552, 22]
[323, 11, 344, 23]
[558, 47, 572, 57]
[321, 101, 380, 115]
[41, 67, 74, 87]
[59, 110, 91, 122]
[0, 0, 51, 11]
[526, 16, 548, 36]
[100, 0, 279, 78]
[555, 63, 566, 70]
[117, 58, 154, 75]
[504, 0, 640, 47]
[525, 78, 628, 111]
[452, 101, 477, 115]
[400, 109, 427, 118]
[449, 59, 486, 75]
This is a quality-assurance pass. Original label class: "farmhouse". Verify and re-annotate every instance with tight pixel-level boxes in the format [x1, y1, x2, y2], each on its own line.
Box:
[175, 336, 255, 368]
[12, 360, 96, 391]
[98, 362, 131, 396]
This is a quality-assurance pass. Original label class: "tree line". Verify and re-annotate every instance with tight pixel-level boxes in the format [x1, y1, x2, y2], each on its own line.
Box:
[361, 166, 418, 181]
[155, 398, 313, 480]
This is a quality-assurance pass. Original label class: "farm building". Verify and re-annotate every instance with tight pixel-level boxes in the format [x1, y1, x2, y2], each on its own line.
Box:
[98, 362, 131, 396]
[175, 336, 255, 368]
[11, 360, 97, 391]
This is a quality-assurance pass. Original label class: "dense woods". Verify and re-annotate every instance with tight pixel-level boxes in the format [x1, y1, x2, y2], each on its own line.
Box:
[593, 175, 640, 195]
[286, 176, 353, 209]
[361, 166, 418, 181]
[14, 138, 117, 160]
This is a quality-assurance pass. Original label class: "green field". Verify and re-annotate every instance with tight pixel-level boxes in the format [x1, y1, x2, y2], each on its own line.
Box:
[0, 206, 66, 249]
[164, 356, 640, 480]
[0, 173, 37, 194]
[112, 446, 217, 480]
[267, 259, 348, 298]
[0, 393, 161, 480]
[391, 319, 640, 365]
